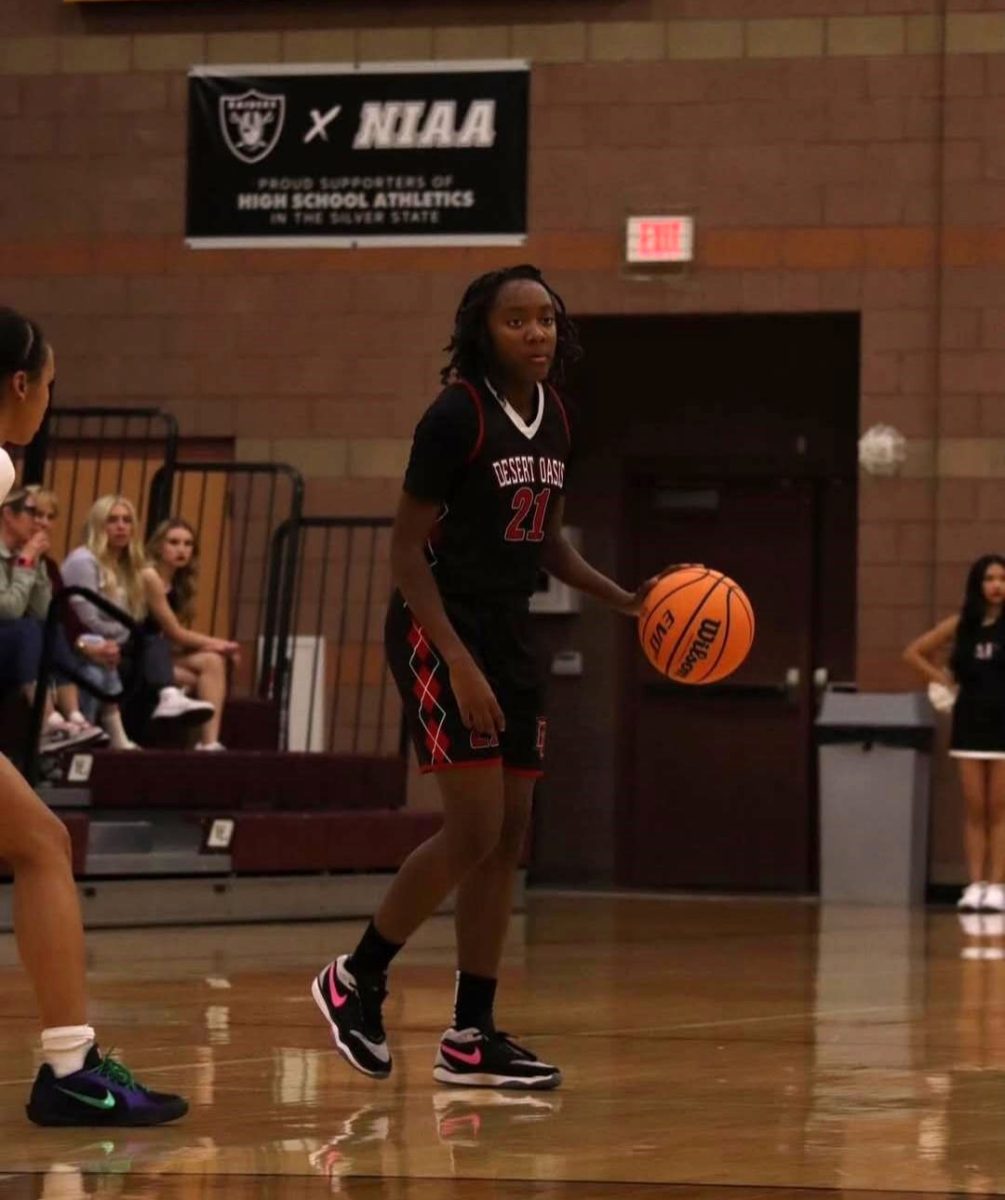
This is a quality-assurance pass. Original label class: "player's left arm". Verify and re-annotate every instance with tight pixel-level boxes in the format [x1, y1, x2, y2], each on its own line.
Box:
[540, 495, 653, 616]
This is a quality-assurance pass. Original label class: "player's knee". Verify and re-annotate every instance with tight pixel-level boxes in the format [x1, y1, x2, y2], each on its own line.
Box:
[42, 816, 72, 866]
[496, 804, 532, 864]
[446, 811, 504, 865]
[9, 813, 71, 869]
[462, 825, 503, 865]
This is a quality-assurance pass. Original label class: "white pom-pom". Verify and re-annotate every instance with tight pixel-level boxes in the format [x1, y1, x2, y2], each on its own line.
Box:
[858, 424, 907, 476]
[927, 681, 957, 713]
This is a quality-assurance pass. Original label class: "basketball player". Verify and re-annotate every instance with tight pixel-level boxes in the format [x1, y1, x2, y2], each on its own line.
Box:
[905, 555, 1005, 913]
[312, 266, 663, 1089]
[0, 307, 188, 1125]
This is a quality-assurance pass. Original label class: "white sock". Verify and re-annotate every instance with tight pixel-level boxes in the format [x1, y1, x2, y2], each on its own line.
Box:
[100, 708, 132, 750]
[41, 1025, 96, 1078]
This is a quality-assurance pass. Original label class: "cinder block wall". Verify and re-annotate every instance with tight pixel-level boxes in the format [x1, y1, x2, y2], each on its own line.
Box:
[3, 1, 1002, 881]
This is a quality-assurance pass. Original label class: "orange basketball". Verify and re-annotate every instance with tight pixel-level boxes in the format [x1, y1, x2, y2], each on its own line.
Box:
[638, 567, 754, 685]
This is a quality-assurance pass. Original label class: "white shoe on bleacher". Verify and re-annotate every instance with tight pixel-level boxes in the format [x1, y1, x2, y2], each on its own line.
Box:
[39, 715, 107, 756]
[152, 687, 214, 726]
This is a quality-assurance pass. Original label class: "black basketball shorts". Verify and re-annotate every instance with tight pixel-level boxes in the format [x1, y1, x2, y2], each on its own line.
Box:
[384, 589, 546, 776]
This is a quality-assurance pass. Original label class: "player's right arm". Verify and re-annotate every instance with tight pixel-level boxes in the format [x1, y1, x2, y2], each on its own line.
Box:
[392, 388, 504, 736]
[390, 492, 504, 737]
[903, 615, 958, 687]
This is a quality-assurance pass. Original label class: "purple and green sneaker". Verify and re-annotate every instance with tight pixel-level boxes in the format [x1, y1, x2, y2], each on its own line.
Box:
[26, 1046, 188, 1127]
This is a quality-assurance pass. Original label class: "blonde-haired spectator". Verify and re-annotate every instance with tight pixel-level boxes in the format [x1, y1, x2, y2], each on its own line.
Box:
[62, 495, 213, 747]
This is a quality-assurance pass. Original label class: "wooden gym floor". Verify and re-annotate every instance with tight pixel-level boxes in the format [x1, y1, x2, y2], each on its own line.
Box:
[0, 893, 999, 1199]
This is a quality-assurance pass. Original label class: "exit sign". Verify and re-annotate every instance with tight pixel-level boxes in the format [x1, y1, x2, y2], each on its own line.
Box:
[626, 215, 694, 264]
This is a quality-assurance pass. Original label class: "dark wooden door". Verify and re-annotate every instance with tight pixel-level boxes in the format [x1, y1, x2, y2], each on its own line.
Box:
[620, 476, 817, 891]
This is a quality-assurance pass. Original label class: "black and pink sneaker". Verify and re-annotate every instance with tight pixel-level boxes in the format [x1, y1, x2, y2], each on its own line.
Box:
[311, 955, 392, 1079]
[26, 1047, 188, 1127]
[433, 1028, 562, 1090]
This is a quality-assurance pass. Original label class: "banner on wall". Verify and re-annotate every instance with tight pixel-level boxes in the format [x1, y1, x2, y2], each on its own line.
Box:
[186, 61, 529, 248]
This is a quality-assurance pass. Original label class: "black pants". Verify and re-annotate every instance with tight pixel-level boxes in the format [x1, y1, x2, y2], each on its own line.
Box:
[119, 632, 175, 742]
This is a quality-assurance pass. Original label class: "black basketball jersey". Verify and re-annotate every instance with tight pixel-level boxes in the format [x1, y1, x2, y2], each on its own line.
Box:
[402, 377, 572, 600]
[956, 616, 1005, 700]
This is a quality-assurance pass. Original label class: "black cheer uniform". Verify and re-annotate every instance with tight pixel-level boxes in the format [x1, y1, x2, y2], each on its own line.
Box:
[951, 616, 1005, 757]
[385, 377, 572, 774]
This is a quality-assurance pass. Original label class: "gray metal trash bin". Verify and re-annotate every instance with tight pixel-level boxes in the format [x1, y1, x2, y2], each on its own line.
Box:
[816, 689, 934, 905]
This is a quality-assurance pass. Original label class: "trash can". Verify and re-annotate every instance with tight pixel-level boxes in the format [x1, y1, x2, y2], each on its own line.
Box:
[816, 688, 934, 905]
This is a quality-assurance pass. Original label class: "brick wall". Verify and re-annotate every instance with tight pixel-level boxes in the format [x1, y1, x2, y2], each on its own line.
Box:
[4, 1, 1005, 881]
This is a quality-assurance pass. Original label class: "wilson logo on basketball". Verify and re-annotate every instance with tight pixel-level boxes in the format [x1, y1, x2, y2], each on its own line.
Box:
[637, 566, 754, 685]
[675, 618, 722, 679]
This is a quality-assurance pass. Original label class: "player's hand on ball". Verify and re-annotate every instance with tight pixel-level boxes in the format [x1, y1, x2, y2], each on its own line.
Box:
[450, 656, 506, 735]
[621, 563, 705, 617]
[620, 580, 657, 617]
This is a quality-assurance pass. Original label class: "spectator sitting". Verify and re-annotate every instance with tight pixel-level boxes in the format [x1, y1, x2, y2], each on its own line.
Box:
[0, 489, 102, 754]
[61, 494, 213, 746]
[143, 518, 239, 752]
[26, 485, 125, 750]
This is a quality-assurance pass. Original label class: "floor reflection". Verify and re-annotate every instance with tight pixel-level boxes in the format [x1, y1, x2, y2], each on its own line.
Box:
[6, 898, 1005, 1200]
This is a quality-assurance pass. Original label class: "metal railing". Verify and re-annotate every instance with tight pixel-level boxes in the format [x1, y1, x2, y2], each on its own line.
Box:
[16, 411, 410, 764]
[267, 517, 404, 757]
[22, 408, 178, 563]
[21, 518, 409, 772]
[147, 461, 304, 701]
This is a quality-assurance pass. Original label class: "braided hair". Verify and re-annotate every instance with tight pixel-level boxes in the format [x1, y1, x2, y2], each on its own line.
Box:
[440, 264, 582, 386]
[0, 307, 47, 380]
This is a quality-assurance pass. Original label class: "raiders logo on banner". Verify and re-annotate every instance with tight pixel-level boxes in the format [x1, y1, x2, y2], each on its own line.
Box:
[219, 90, 286, 164]
[187, 61, 529, 248]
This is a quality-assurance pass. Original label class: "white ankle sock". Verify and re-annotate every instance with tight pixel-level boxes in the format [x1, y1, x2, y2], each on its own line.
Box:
[41, 1025, 96, 1078]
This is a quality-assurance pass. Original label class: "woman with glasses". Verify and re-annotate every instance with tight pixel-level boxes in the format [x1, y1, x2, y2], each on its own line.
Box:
[24, 485, 113, 749]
